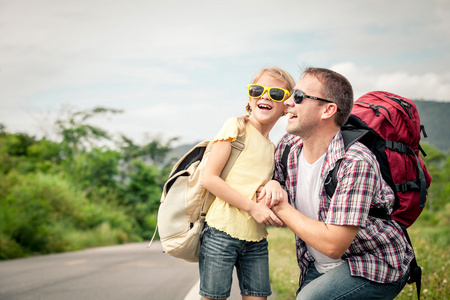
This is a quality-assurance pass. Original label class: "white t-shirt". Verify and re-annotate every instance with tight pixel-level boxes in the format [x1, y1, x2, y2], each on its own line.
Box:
[296, 150, 344, 274]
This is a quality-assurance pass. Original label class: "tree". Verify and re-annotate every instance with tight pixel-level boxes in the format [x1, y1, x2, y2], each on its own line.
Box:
[119, 135, 177, 166]
[57, 107, 123, 156]
[0, 123, 6, 134]
[0, 105, 178, 257]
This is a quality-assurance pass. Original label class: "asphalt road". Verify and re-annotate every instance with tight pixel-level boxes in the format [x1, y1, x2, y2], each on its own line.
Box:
[0, 241, 201, 300]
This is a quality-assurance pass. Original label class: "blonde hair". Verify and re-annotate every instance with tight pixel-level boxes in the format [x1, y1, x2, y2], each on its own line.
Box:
[237, 66, 296, 134]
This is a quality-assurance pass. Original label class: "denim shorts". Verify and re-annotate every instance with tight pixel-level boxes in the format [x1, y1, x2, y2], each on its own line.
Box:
[199, 225, 272, 299]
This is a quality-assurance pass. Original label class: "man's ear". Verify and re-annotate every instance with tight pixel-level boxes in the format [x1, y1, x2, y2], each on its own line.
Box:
[322, 104, 338, 120]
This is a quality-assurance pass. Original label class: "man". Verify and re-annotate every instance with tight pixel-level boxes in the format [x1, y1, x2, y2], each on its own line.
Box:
[262, 67, 413, 299]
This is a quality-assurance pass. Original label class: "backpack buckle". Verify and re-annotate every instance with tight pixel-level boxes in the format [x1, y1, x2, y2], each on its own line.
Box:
[231, 139, 245, 151]
[386, 140, 407, 153]
[395, 181, 419, 193]
[395, 182, 409, 193]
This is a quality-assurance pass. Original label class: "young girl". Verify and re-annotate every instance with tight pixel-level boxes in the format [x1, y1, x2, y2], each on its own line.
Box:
[199, 67, 296, 300]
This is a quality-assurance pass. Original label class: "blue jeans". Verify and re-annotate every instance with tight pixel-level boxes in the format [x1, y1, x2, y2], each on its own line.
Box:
[199, 225, 272, 299]
[297, 262, 410, 300]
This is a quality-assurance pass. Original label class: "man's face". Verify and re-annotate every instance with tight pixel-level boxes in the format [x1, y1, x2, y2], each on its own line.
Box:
[284, 74, 324, 138]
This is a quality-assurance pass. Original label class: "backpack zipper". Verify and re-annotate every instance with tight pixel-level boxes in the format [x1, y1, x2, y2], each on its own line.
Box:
[386, 96, 413, 119]
[358, 102, 391, 119]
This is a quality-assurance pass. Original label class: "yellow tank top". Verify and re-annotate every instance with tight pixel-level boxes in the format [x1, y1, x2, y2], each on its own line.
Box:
[205, 117, 275, 241]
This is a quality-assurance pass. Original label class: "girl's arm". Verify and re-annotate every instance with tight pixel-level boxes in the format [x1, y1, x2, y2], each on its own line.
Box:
[201, 139, 283, 227]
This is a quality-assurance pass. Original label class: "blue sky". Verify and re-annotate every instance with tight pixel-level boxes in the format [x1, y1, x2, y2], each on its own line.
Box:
[1, 0, 449, 146]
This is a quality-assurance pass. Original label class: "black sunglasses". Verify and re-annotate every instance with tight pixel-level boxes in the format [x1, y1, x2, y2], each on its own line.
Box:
[291, 89, 341, 111]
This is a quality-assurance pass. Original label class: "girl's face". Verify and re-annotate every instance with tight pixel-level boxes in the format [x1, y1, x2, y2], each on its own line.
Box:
[248, 73, 288, 130]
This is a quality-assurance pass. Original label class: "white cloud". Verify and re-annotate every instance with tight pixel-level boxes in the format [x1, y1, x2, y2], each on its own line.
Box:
[332, 62, 450, 101]
[1, 0, 449, 146]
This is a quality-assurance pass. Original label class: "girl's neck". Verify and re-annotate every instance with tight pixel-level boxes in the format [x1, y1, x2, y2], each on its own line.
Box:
[248, 118, 273, 140]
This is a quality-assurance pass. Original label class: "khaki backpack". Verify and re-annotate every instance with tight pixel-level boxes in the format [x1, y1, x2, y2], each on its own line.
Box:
[148, 131, 245, 262]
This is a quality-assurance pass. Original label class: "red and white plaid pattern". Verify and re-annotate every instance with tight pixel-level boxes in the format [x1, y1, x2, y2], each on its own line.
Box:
[274, 131, 414, 288]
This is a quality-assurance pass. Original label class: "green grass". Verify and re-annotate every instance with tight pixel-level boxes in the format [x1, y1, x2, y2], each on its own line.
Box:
[396, 222, 449, 299]
[268, 227, 298, 300]
[268, 221, 450, 300]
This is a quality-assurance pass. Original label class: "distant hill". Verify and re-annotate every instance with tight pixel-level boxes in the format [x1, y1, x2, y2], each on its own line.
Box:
[414, 100, 450, 152]
[167, 143, 197, 161]
[166, 100, 449, 163]
[164, 142, 198, 167]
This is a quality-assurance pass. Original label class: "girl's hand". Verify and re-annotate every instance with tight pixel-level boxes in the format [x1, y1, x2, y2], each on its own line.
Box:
[256, 185, 264, 200]
[249, 201, 284, 227]
[258, 180, 285, 208]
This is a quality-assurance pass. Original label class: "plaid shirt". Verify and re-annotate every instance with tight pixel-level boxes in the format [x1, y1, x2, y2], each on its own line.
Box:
[274, 131, 413, 288]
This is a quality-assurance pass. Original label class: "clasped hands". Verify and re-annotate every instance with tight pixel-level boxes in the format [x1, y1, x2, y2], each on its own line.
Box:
[253, 180, 288, 227]
[257, 180, 288, 208]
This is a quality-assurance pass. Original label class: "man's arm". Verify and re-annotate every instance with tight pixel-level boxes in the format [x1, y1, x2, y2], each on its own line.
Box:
[272, 198, 359, 259]
[272, 156, 377, 259]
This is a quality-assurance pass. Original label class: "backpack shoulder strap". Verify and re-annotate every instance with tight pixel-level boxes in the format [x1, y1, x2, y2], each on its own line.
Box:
[279, 144, 291, 186]
[324, 128, 390, 220]
[200, 130, 247, 215]
[324, 128, 369, 198]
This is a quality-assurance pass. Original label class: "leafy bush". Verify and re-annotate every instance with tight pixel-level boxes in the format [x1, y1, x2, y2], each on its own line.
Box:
[119, 158, 163, 239]
[0, 172, 138, 258]
[0, 233, 24, 259]
[64, 222, 129, 249]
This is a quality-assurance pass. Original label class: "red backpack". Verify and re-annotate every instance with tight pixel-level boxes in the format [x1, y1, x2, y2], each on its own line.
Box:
[322, 91, 432, 299]
[325, 91, 432, 227]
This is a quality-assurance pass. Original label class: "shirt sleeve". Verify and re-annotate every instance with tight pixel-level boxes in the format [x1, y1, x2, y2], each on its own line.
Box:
[325, 158, 375, 227]
[213, 117, 238, 143]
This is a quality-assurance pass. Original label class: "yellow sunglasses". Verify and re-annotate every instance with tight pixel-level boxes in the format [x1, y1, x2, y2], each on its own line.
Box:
[247, 84, 290, 102]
